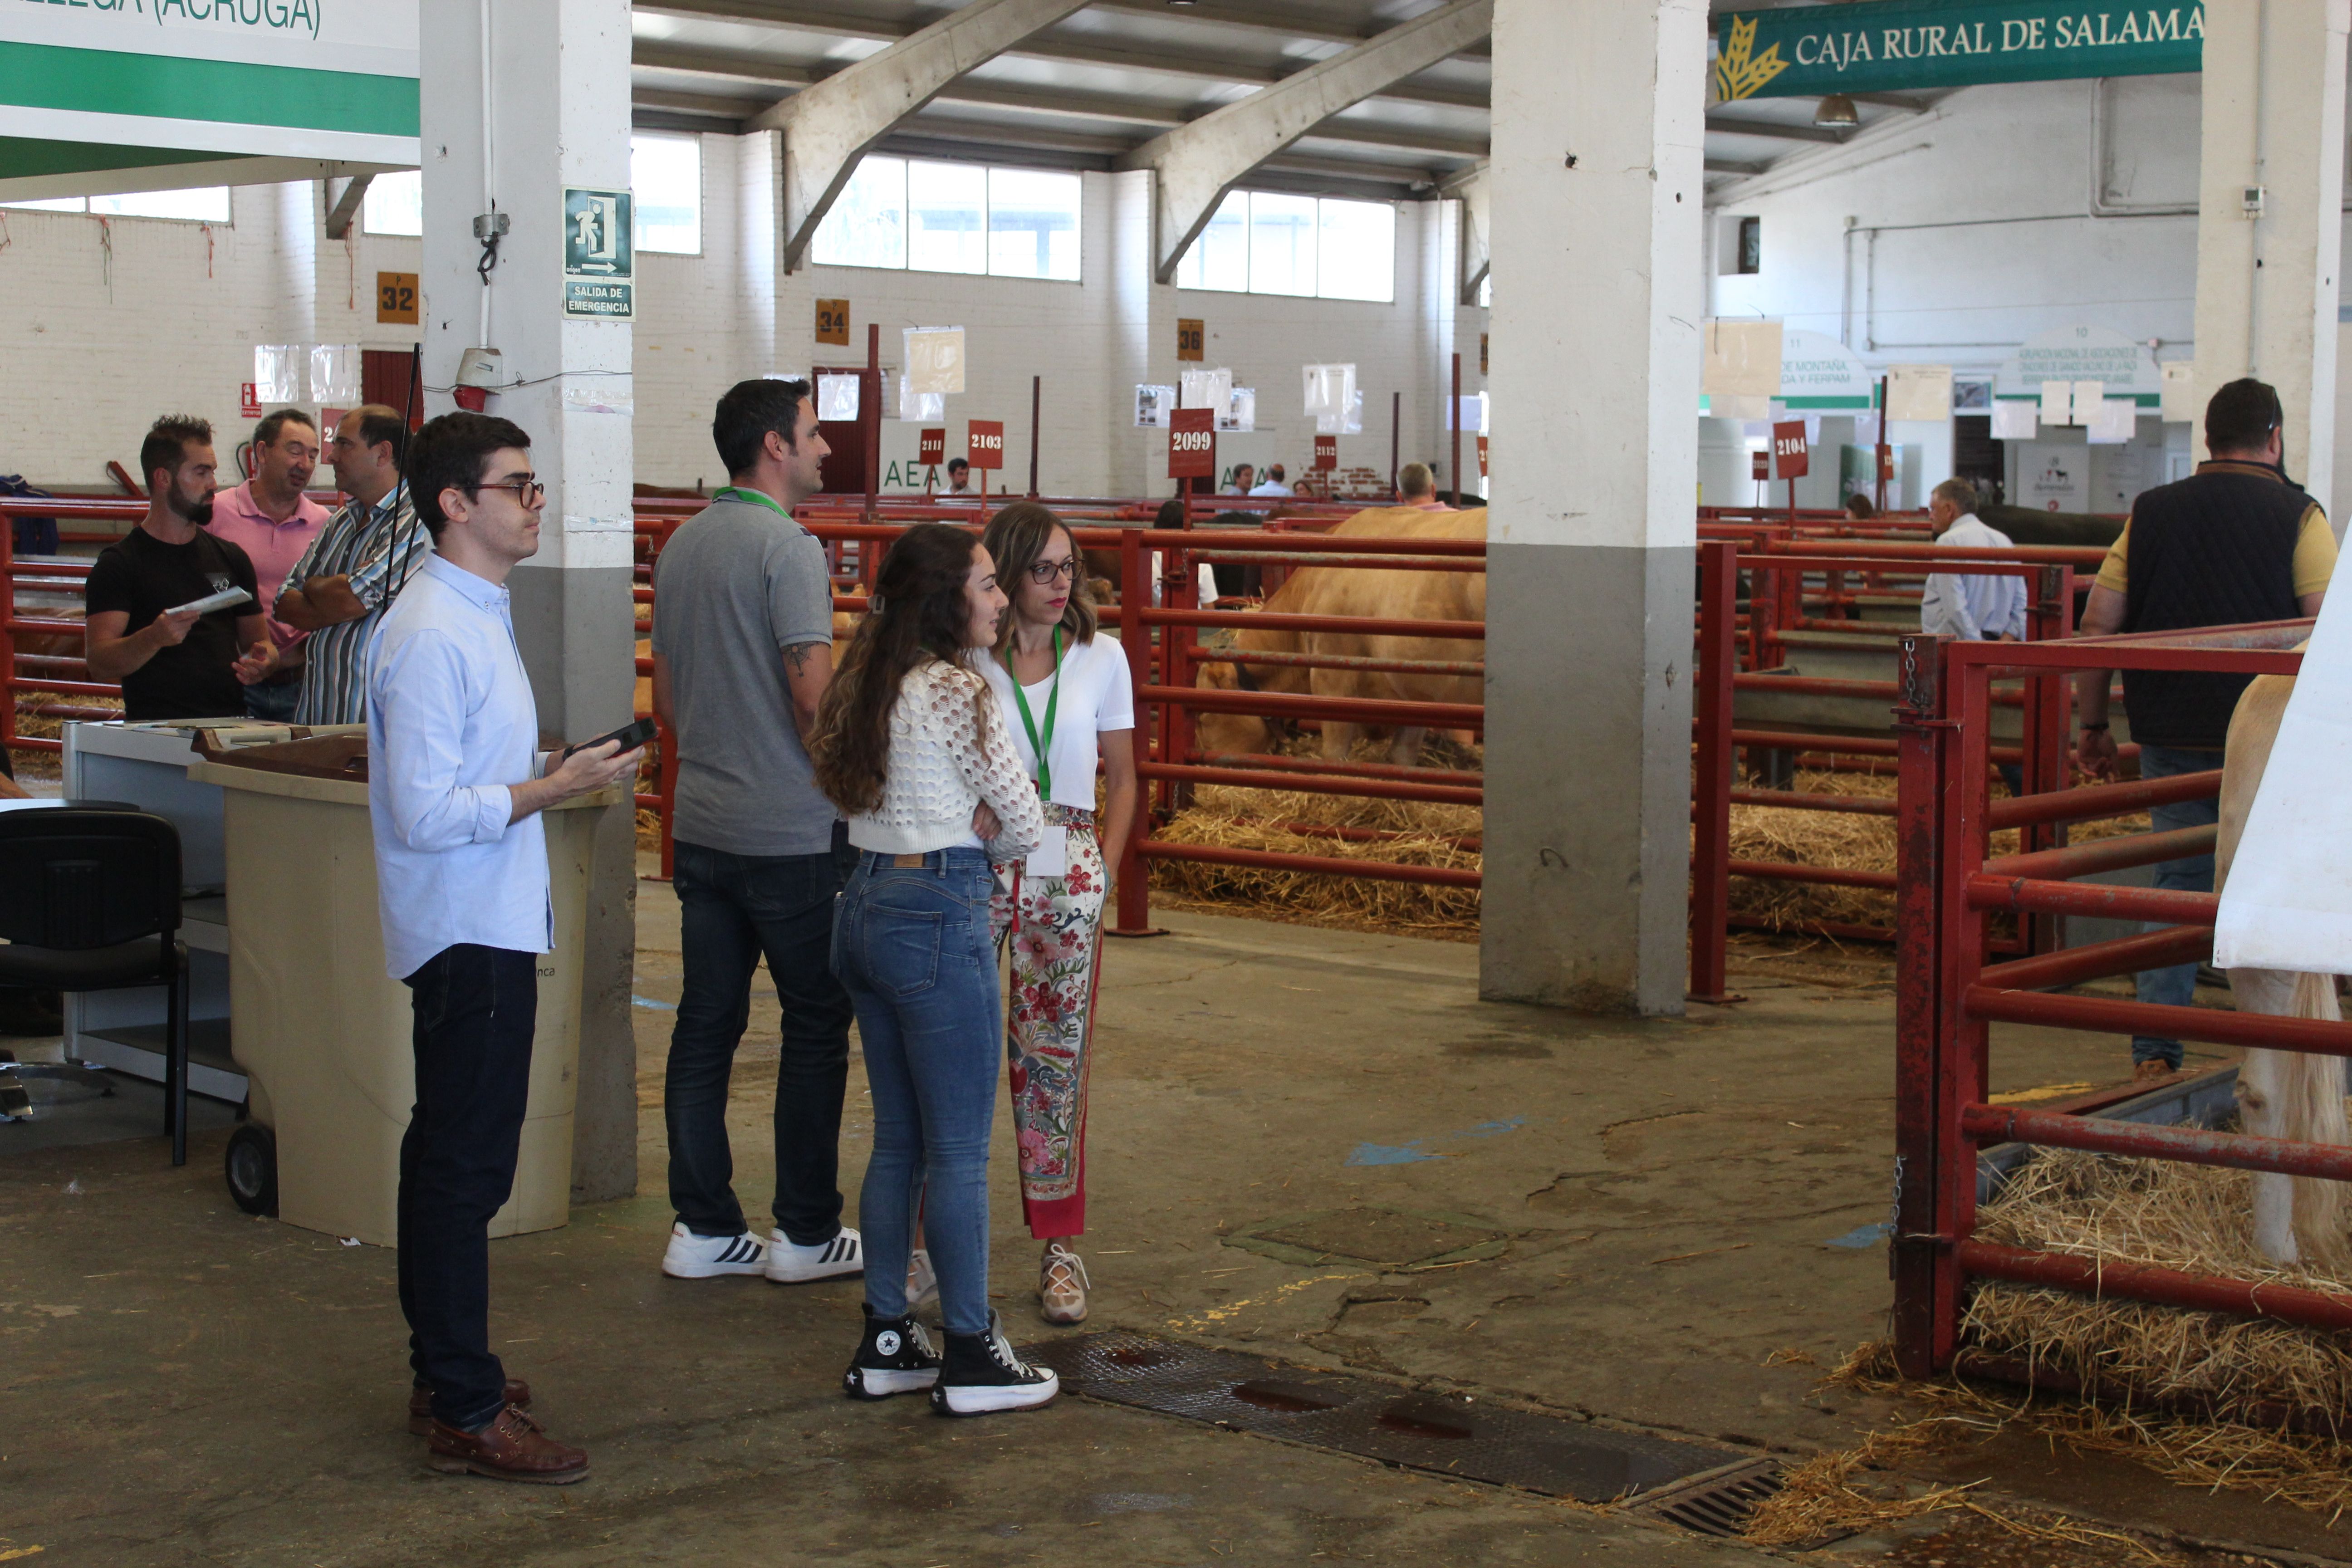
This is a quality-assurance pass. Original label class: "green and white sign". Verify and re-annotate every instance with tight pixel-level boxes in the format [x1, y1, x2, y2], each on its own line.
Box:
[0, 3, 420, 200]
[1994, 325, 2164, 406]
[1715, 0, 2203, 101]
[563, 188, 635, 321]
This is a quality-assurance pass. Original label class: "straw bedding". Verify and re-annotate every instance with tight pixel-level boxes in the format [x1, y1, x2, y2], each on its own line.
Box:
[9, 690, 117, 781]
[1968, 1146, 2352, 1429]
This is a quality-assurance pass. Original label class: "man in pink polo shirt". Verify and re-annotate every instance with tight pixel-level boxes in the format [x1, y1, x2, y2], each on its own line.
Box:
[206, 408, 329, 721]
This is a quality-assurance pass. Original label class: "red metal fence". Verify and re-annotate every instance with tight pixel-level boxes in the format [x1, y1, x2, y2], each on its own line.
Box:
[1887, 622, 2352, 1378]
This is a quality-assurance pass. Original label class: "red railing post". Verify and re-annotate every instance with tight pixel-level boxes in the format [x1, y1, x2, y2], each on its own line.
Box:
[1113, 524, 1158, 935]
[1892, 632, 1963, 1378]
[1689, 540, 1736, 1002]
[1, 510, 17, 770]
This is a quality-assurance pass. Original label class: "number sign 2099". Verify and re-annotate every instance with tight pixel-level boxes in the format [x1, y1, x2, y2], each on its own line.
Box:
[1167, 408, 1216, 479]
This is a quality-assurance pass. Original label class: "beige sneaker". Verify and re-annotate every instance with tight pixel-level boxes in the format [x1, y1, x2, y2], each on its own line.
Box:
[1039, 1241, 1089, 1325]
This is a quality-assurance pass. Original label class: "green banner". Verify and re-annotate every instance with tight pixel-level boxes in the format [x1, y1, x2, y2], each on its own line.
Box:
[1715, 1, 2204, 102]
[0, 41, 419, 137]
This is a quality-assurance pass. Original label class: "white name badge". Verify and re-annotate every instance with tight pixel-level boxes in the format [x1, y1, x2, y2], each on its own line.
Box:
[1026, 824, 1068, 880]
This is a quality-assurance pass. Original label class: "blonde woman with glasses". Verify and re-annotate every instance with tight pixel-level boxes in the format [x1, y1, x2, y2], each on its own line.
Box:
[975, 503, 1138, 1324]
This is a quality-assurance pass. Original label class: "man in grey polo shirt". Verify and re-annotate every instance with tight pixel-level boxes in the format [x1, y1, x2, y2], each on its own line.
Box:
[650, 378, 863, 1284]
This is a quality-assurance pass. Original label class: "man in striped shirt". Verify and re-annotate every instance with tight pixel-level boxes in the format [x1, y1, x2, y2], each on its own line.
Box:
[276, 405, 429, 725]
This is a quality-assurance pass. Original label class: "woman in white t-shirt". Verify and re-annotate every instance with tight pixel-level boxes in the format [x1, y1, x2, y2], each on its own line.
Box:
[975, 502, 1139, 1326]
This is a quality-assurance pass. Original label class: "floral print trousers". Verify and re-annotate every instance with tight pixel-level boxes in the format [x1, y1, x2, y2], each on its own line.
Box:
[990, 803, 1104, 1240]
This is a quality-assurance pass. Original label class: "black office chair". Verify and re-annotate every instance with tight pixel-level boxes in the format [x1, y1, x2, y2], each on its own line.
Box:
[0, 809, 190, 1164]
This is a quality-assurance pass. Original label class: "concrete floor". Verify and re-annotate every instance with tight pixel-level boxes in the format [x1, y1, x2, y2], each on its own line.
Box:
[0, 886, 2328, 1566]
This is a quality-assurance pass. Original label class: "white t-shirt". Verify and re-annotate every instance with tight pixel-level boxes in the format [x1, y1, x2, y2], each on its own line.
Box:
[973, 631, 1137, 810]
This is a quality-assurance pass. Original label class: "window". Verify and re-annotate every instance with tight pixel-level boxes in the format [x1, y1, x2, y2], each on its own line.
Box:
[907, 159, 985, 274]
[811, 157, 1081, 281]
[631, 133, 701, 255]
[1176, 190, 1395, 303]
[986, 167, 1080, 280]
[817, 155, 908, 270]
[363, 169, 422, 237]
[4, 186, 230, 221]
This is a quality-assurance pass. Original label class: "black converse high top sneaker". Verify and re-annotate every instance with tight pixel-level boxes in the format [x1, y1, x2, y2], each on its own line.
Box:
[930, 1308, 1060, 1416]
[843, 1307, 943, 1400]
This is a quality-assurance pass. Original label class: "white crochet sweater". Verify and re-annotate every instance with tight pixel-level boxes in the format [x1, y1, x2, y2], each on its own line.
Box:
[846, 657, 1045, 860]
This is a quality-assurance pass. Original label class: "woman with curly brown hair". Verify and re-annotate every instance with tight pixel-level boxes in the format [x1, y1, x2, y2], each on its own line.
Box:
[975, 502, 1137, 1325]
[810, 522, 1055, 1417]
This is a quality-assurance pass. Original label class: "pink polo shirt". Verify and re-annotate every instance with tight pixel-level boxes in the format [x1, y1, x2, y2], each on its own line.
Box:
[206, 481, 330, 647]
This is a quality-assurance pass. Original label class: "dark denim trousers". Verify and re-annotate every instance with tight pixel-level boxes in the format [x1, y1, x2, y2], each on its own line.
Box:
[2132, 744, 2225, 1068]
[666, 831, 858, 1243]
[831, 848, 1001, 1338]
[397, 943, 537, 1431]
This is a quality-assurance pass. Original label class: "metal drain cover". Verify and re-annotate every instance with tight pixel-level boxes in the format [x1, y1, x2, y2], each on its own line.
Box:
[1228, 1206, 1510, 1268]
[1627, 1457, 1787, 1538]
[1022, 1331, 1744, 1504]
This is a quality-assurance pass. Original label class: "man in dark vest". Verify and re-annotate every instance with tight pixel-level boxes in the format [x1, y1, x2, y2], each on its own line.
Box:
[2076, 377, 2336, 1083]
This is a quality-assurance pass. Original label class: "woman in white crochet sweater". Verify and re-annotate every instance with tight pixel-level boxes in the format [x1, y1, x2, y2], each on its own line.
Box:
[811, 523, 1057, 1417]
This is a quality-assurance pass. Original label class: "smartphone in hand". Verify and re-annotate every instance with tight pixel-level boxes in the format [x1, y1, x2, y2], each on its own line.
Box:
[564, 716, 657, 760]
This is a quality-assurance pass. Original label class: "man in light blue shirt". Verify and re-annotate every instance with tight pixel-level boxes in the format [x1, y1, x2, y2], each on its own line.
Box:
[367, 412, 639, 1486]
[1918, 478, 2027, 643]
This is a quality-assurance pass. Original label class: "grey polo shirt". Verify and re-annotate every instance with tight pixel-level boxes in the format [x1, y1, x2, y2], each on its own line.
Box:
[650, 492, 840, 857]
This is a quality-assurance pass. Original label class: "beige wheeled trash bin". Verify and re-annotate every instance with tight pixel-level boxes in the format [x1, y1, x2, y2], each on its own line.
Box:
[188, 735, 620, 1245]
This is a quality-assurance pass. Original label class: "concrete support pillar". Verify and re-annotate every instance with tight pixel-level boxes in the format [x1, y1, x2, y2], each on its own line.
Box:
[420, 0, 640, 1203]
[1480, 0, 1705, 1015]
[732, 128, 817, 382]
[2193, 0, 2349, 500]
[1107, 168, 1178, 498]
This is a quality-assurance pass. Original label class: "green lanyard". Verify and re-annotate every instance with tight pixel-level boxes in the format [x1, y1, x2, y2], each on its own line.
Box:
[1001, 627, 1062, 799]
[712, 485, 793, 522]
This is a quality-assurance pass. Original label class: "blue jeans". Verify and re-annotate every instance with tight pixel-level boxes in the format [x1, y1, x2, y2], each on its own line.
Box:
[244, 677, 301, 723]
[397, 944, 537, 1431]
[2132, 745, 2224, 1068]
[666, 833, 858, 1243]
[831, 848, 1000, 1337]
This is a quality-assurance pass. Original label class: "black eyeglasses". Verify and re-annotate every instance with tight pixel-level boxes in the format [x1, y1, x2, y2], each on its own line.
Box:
[478, 474, 546, 506]
[1026, 558, 1080, 584]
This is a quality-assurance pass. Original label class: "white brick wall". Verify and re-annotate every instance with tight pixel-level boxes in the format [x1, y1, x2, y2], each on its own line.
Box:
[0, 146, 1487, 500]
[0, 183, 420, 488]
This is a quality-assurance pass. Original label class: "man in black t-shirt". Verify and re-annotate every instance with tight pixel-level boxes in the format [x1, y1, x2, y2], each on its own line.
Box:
[85, 415, 277, 721]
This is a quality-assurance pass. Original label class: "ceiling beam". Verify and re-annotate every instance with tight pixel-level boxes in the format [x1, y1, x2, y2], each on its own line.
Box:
[632, 42, 815, 87]
[633, 7, 1491, 110]
[1703, 113, 1848, 144]
[1296, 120, 1486, 159]
[633, 88, 770, 122]
[323, 172, 372, 240]
[632, 1, 916, 39]
[1118, 0, 1491, 281]
[1703, 156, 1770, 176]
[750, 0, 1094, 270]
[1086, 0, 1374, 44]
[1259, 151, 1446, 187]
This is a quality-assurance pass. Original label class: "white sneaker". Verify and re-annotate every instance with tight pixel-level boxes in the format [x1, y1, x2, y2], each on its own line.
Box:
[765, 1226, 863, 1284]
[906, 1247, 940, 1311]
[1039, 1242, 1089, 1325]
[661, 1222, 769, 1279]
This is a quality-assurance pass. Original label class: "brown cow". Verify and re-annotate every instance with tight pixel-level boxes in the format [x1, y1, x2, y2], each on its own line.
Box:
[1193, 506, 1484, 766]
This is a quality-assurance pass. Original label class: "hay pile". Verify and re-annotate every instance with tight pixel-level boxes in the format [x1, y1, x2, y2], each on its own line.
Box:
[1970, 1147, 2352, 1426]
[9, 689, 118, 782]
[1148, 781, 1481, 934]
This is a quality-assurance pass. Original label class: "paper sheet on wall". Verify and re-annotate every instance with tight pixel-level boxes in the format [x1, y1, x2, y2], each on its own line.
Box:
[2072, 380, 2105, 425]
[1885, 364, 1953, 422]
[2161, 361, 2197, 423]
[903, 327, 966, 395]
[2040, 381, 2075, 426]
[1990, 399, 2039, 440]
[1180, 367, 1233, 414]
[2085, 396, 2137, 445]
[2213, 610, 2352, 970]
[1701, 319, 1782, 399]
[1133, 384, 1174, 428]
[816, 373, 861, 422]
[1302, 363, 1355, 417]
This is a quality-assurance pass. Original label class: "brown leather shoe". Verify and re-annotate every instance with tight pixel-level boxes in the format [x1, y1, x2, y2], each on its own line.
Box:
[408, 1377, 532, 1436]
[426, 1405, 588, 1485]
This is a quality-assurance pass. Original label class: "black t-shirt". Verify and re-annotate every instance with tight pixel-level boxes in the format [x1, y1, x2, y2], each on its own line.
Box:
[84, 526, 259, 720]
